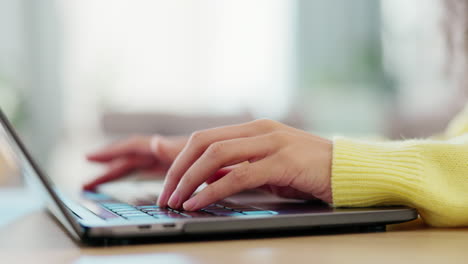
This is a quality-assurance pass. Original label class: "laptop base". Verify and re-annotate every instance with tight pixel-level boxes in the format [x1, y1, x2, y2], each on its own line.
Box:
[81, 223, 388, 246]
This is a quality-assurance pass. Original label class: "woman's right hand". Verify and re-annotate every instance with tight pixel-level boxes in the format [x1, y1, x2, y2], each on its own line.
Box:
[83, 135, 188, 191]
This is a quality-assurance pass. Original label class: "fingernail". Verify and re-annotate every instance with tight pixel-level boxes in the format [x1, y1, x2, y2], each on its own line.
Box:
[183, 198, 198, 211]
[168, 193, 180, 208]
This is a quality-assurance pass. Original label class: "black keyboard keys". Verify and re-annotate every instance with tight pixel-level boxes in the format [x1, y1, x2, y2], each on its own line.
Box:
[100, 201, 277, 220]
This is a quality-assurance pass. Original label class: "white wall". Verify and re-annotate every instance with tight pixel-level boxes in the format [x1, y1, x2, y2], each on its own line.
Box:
[59, 0, 296, 136]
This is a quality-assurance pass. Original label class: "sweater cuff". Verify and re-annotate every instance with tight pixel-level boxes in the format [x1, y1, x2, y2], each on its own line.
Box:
[331, 137, 423, 207]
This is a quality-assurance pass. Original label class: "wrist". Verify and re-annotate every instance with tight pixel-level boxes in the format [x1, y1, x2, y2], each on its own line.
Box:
[321, 139, 333, 203]
[309, 138, 333, 203]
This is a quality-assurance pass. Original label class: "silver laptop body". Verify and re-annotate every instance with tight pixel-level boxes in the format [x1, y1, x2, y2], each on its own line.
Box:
[0, 109, 417, 245]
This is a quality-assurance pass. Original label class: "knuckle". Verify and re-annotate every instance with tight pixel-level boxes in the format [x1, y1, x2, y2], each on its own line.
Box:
[188, 130, 206, 146]
[269, 131, 290, 143]
[252, 119, 278, 131]
[204, 185, 220, 201]
[230, 166, 250, 185]
[205, 142, 225, 158]
[190, 130, 204, 141]
[275, 149, 292, 163]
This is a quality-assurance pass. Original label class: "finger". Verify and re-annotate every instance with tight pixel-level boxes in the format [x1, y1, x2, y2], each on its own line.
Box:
[158, 120, 276, 207]
[182, 160, 271, 211]
[142, 164, 170, 174]
[167, 135, 277, 209]
[87, 136, 151, 162]
[205, 166, 236, 184]
[151, 136, 188, 163]
[83, 160, 137, 191]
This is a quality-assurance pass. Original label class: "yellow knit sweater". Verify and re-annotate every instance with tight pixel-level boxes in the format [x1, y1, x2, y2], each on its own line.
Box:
[331, 105, 468, 227]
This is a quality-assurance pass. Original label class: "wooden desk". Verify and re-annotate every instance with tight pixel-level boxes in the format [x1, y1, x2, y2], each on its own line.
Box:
[0, 191, 467, 264]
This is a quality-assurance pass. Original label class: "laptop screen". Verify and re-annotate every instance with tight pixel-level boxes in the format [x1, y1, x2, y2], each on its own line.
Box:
[0, 109, 82, 237]
[0, 111, 58, 197]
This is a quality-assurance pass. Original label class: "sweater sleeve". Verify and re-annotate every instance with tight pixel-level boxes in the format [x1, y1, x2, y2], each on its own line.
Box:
[331, 105, 468, 227]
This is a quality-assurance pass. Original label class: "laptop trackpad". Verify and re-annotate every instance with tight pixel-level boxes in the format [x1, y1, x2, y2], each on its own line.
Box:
[226, 191, 333, 213]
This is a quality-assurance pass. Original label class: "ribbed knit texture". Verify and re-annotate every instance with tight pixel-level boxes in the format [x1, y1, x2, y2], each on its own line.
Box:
[332, 105, 468, 227]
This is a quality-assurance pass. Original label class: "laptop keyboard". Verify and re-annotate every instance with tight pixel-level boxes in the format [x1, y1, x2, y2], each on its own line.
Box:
[100, 201, 277, 220]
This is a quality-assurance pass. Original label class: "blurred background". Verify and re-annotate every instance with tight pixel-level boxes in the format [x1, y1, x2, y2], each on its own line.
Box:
[0, 0, 466, 190]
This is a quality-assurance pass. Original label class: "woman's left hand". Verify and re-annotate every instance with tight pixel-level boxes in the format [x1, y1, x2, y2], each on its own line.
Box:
[157, 119, 333, 211]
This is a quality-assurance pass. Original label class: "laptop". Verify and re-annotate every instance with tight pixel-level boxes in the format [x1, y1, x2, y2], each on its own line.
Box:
[0, 109, 418, 245]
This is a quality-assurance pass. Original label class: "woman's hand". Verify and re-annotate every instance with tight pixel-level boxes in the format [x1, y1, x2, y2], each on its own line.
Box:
[84, 135, 187, 191]
[157, 119, 333, 211]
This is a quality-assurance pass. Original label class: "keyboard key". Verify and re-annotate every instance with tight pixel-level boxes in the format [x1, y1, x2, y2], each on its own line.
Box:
[135, 205, 160, 209]
[120, 212, 150, 217]
[106, 206, 136, 211]
[111, 208, 140, 212]
[101, 202, 127, 206]
[167, 208, 184, 213]
[204, 204, 223, 210]
[212, 211, 244, 217]
[166, 212, 184, 217]
[242, 211, 274, 215]
[202, 210, 234, 215]
[216, 202, 242, 208]
[207, 210, 235, 214]
[108, 206, 136, 210]
[236, 208, 266, 212]
[202, 207, 234, 211]
[146, 211, 169, 216]
[141, 208, 167, 213]
[217, 202, 255, 210]
[123, 214, 152, 217]
[179, 211, 214, 217]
